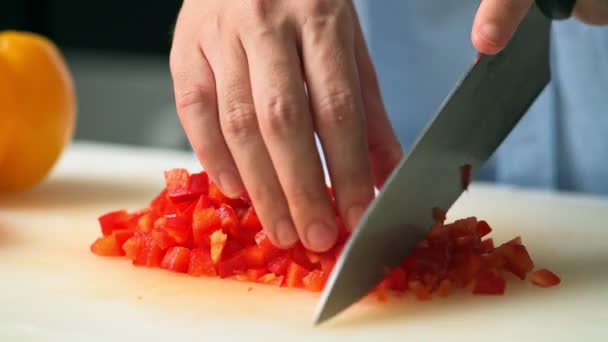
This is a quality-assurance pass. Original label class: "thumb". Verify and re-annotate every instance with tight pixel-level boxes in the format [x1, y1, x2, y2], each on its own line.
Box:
[471, 0, 535, 55]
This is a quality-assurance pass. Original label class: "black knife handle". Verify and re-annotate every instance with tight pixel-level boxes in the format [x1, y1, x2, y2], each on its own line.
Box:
[535, 0, 576, 19]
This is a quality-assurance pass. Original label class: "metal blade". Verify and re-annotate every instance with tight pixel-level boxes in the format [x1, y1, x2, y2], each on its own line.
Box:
[314, 5, 551, 325]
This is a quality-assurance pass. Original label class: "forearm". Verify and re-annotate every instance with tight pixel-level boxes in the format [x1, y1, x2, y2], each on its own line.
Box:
[574, 0, 608, 25]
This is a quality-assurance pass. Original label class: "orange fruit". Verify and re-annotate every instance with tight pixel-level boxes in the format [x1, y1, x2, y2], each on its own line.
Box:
[0, 31, 77, 192]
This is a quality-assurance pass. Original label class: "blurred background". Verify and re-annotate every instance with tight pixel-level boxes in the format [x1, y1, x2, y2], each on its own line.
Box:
[1, 0, 189, 150]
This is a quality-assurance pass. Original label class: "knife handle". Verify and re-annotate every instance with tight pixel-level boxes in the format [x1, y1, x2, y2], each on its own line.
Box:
[535, 0, 576, 19]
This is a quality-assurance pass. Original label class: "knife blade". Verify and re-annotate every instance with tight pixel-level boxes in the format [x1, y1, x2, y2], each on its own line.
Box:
[314, 3, 558, 325]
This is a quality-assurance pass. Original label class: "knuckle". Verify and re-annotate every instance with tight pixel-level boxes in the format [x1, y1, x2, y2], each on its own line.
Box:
[221, 101, 259, 142]
[315, 90, 359, 129]
[287, 186, 329, 213]
[173, 82, 215, 112]
[260, 95, 301, 138]
[302, 0, 339, 17]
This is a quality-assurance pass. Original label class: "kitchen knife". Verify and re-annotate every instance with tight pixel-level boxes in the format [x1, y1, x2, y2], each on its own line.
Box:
[314, 0, 576, 325]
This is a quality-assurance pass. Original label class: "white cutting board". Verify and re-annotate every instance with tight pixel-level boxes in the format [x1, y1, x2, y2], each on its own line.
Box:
[0, 142, 607, 341]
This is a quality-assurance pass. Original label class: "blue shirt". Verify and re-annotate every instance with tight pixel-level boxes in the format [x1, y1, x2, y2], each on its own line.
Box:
[354, 0, 608, 195]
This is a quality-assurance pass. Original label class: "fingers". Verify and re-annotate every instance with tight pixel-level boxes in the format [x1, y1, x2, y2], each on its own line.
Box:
[351, 6, 403, 189]
[241, 30, 338, 252]
[299, 9, 375, 231]
[169, 17, 244, 198]
[210, 36, 300, 249]
[472, 0, 534, 55]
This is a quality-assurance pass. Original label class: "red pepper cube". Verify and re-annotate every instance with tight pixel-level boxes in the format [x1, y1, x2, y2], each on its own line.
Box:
[193, 207, 221, 247]
[123, 232, 146, 260]
[208, 181, 230, 206]
[496, 243, 534, 280]
[476, 220, 492, 238]
[164, 168, 191, 199]
[217, 253, 247, 278]
[164, 214, 192, 245]
[302, 270, 328, 292]
[386, 268, 408, 291]
[151, 228, 178, 251]
[479, 238, 495, 253]
[161, 246, 191, 273]
[285, 262, 309, 288]
[188, 171, 209, 196]
[473, 270, 506, 295]
[90, 235, 123, 257]
[530, 268, 561, 288]
[240, 207, 262, 232]
[188, 248, 216, 277]
[268, 255, 290, 276]
[98, 210, 134, 236]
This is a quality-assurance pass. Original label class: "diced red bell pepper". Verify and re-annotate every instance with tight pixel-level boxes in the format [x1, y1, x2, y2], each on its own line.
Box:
[122, 232, 146, 260]
[285, 262, 309, 288]
[302, 270, 327, 292]
[161, 246, 191, 273]
[446, 217, 477, 238]
[268, 256, 290, 276]
[376, 281, 389, 302]
[163, 214, 192, 245]
[133, 241, 165, 268]
[188, 248, 216, 276]
[476, 220, 492, 238]
[481, 251, 507, 269]
[290, 243, 315, 270]
[530, 268, 561, 288]
[386, 268, 408, 291]
[149, 189, 169, 213]
[496, 244, 534, 280]
[210, 230, 227, 264]
[208, 181, 230, 206]
[506, 236, 523, 246]
[188, 171, 209, 196]
[217, 253, 247, 278]
[480, 238, 495, 253]
[240, 207, 262, 232]
[151, 228, 178, 250]
[164, 168, 191, 198]
[455, 235, 477, 252]
[452, 253, 481, 287]
[112, 229, 134, 251]
[193, 207, 221, 247]
[241, 246, 270, 268]
[194, 195, 215, 211]
[473, 270, 506, 295]
[245, 268, 267, 281]
[222, 240, 245, 259]
[90, 235, 123, 256]
[218, 204, 252, 242]
[98, 210, 134, 236]
[408, 280, 432, 301]
[437, 279, 452, 297]
[258, 273, 284, 286]
[136, 213, 154, 233]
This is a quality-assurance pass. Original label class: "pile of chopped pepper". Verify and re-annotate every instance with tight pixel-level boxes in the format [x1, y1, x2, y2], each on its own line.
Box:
[91, 168, 560, 300]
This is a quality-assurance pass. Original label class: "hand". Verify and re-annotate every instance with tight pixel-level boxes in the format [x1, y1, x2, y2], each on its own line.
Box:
[169, 0, 402, 252]
[471, 0, 608, 55]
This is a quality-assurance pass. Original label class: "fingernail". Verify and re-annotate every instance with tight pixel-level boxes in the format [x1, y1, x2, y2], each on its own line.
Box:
[219, 171, 242, 198]
[347, 205, 366, 231]
[275, 219, 298, 247]
[306, 222, 337, 252]
[480, 23, 503, 45]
